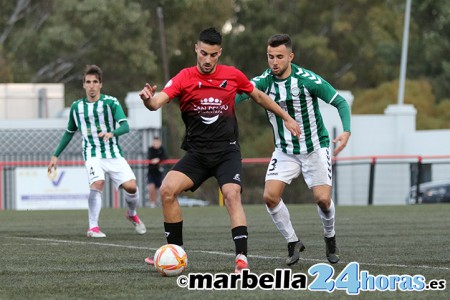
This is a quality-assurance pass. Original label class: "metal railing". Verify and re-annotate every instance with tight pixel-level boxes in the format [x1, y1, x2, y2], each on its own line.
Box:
[1, 155, 450, 210]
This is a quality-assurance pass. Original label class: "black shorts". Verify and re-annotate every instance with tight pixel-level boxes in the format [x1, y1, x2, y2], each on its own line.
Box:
[147, 172, 163, 188]
[172, 150, 242, 192]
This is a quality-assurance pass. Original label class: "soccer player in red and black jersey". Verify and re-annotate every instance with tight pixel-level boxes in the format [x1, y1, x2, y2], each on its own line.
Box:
[140, 27, 300, 273]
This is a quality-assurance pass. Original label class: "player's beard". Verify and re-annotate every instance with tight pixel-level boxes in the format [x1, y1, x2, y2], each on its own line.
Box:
[271, 65, 289, 78]
[199, 62, 215, 74]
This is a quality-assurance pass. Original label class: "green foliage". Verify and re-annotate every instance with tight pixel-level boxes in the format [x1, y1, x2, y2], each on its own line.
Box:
[1, 0, 157, 104]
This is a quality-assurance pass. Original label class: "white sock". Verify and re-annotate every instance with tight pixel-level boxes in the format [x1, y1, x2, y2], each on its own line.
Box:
[124, 187, 139, 216]
[266, 199, 299, 243]
[88, 189, 102, 229]
[317, 199, 336, 238]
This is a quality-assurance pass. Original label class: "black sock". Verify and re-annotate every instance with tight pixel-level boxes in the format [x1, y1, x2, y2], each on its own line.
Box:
[231, 226, 248, 256]
[164, 221, 183, 246]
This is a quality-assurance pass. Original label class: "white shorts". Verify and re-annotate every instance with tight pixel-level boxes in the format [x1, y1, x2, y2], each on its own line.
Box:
[265, 147, 332, 188]
[85, 157, 136, 189]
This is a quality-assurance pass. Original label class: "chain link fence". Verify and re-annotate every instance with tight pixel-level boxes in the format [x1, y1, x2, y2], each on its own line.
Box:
[2, 128, 450, 210]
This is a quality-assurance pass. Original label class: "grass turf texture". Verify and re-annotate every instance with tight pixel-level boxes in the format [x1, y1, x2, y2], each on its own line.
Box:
[0, 204, 449, 299]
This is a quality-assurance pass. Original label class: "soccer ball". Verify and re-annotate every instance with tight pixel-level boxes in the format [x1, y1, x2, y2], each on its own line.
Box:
[154, 244, 188, 276]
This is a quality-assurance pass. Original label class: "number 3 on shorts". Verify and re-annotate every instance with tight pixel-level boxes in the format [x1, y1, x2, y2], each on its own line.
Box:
[268, 158, 278, 171]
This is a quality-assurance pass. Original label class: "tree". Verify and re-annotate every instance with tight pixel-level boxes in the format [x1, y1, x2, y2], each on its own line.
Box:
[1, 0, 158, 104]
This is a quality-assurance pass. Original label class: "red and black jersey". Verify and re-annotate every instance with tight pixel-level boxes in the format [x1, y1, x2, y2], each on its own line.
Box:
[163, 65, 254, 153]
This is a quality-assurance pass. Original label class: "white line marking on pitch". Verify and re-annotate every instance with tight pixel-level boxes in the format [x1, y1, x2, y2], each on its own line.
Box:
[9, 237, 450, 272]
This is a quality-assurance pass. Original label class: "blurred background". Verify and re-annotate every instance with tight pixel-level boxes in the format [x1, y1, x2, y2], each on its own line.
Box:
[1, 0, 449, 207]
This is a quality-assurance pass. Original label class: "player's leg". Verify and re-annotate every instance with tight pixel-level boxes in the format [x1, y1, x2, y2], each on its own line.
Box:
[121, 179, 146, 235]
[143, 169, 193, 266]
[264, 180, 305, 265]
[221, 182, 249, 272]
[161, 151, 209, 248]
[312, 185, 339, 263]
[312, 185, 334, 236]
[85, 158, 106, 238]
[304, 147, 339, 263]
[159, 170, 194, 245]
[216, 150, 248, 272]
[107, 157, 146, 235]
[264, 150, 304, 265]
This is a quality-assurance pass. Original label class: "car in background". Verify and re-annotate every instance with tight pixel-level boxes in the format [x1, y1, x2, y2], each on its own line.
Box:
[406, 180, 450, 204]
[178, 196, 210, 207]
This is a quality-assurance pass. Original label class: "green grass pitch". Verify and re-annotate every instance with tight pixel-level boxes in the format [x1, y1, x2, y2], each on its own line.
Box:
[0, 204, 449, 299]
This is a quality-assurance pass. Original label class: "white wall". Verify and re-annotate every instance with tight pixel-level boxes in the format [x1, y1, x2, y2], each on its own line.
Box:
[125, 91, 162, 129]
[321, 95, 450, 205]
[0, 84, 64, 119]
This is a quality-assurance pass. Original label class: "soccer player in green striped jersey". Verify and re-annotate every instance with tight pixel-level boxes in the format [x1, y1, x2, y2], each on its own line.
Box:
[48, 65, 146, 238]
[236, 34, 351, 265]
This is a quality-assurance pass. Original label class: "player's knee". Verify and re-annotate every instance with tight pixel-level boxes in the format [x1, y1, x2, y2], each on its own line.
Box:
[122, 180, 137, 194]
[159, 184, 177, 203]
[224, 197, 242, 212]
[263, 190, 279, 208]
[316, 197, 331, 210]
[125, 186, 137, 194]
[90, 180, 104, 191]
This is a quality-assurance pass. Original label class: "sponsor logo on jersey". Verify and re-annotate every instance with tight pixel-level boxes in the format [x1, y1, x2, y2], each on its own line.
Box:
[193, 97, 229, 124]
[200, 98, 222, 105]
[201, 115, 219, 124]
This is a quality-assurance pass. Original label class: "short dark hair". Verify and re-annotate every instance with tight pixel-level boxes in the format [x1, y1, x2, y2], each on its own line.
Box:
[267, 34, 293, 50]
[198, 27, 222, 46]
[84, 65, 102, 83]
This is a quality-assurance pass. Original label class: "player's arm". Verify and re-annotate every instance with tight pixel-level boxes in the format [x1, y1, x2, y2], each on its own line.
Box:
[98, 120, 130, 141]
[235, 92, 251, 105]
[139, 83, 170, 111]
[48, 105, 78, 173]
[308, 74, 351, 155]
[48, 129, 76, 174]
[248, 88, 300, 139]
[235, 77, 257, 105]
[330, 95, 351, 155]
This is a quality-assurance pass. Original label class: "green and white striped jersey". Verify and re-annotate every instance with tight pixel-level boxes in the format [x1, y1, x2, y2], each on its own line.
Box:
[66, 94, 126, 160]
[236, 64, 351, 155]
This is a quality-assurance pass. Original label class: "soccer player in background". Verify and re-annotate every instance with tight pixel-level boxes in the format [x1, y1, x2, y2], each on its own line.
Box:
[236, 34, 351, 265]
[146, 136, 167, 208]
[48, 65, 146, 238]
[139, 27, 300, 272]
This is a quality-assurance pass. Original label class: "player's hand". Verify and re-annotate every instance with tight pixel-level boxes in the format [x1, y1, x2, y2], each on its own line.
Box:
[284, 118, 301, 139]
[139, 83, 157, 101]
[333, 131, 351, 156]
[98, 132, 114, 142]
[48, 156, 58, 177]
